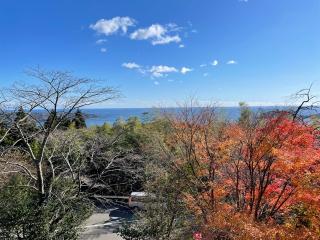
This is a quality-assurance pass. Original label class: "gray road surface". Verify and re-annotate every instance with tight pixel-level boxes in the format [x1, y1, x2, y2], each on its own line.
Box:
[80, 205, 133, 240]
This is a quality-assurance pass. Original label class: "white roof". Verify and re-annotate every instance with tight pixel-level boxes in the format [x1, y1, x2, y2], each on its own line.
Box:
[130, 192, 148, 197]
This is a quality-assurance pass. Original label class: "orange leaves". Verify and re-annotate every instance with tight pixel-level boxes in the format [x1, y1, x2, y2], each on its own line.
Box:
[269, 117, 320, 199]
[225, 113, 320, 216]
[164, 108, 320, 237]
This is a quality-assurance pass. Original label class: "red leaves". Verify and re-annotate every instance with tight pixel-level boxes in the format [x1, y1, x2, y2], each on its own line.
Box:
[230, 114, 320, 215]
[166, 109, 320, 236]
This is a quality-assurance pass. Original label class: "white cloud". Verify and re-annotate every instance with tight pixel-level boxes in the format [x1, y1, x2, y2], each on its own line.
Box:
[181, 67, 193, 74]
[149, 65, 178, 77]
[100, 48, 107, 53]
[227, 60, 238, 65]
[211, 60, 219, 66]
[239, 0, 248, 2]
[90, 17, 136, 36]
[96, 39, 107, 44]
[122, 62, 140, 69]
[130, 24, 181, 45]
[203, 73, 209, 77]
[152, 35, 181, 45]
[122, 62, 187, 78]
[200, 64, 207, 67]
[154, 81, 160, 85]
[179, 44, 185, 48]
[130, 24, 165, 41]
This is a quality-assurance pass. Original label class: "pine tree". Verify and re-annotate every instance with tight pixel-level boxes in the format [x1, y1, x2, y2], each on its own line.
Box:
[44, 110, 73, 130]
[14, 106, 26, 123]
[238, 102, 252, 126]
[11, 106, 37, 145]
[72, 109, 86, 129]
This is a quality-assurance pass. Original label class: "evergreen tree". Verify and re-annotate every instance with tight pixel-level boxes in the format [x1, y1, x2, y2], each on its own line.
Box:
[14, 106, 26, 123]
[10, 106, 37, 145]
[44, 110, 57, 129]
[72, 109, 86, 129]
[60, 117, 72, 129]
[238, 102, 252, 126]
[44, 110, 72, 130]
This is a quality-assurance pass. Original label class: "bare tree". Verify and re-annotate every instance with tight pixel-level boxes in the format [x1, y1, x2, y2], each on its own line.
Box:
[292, 84, 319, 120]
[0, 68, 119, 203]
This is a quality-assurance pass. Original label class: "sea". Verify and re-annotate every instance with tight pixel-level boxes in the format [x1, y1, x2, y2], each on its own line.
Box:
[81, 107, 295, 127]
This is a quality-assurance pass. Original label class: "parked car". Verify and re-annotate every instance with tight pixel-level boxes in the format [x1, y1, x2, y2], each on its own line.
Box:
[128, 192, 148, 209]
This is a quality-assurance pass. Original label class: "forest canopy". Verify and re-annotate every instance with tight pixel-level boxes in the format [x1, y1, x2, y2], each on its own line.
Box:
[0, 70, 319, 239]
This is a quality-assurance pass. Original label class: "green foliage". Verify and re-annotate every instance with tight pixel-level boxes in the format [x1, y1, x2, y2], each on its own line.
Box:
[120, 197, 189, 240]
[44, 109, 87, 131]
[0, 176, 92, 240]
[0, 176, 43, 239]
[72, 109, 86, 129]
[238, 101, 252, 126]
[108, 117, 146, 151]
[96, 122, 112, 135]
[288, 204, 313, 228]
[44, 110, 72, 130]
[6, 107, 38, 148]
[120, 156, 191, 240]
[119, 221, 157, 240]
[14, 106, 26, 122]
[120, 117, 144, 150]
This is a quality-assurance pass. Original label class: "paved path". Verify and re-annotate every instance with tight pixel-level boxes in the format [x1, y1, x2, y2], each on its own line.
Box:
[80, 205, 133, 240]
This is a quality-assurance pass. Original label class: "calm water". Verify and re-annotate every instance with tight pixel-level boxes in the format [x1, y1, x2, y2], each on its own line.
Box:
[82, 107, 292, 127]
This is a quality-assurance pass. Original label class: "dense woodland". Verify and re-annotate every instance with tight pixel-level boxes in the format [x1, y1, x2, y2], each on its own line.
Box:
[0, 69, 320, 239]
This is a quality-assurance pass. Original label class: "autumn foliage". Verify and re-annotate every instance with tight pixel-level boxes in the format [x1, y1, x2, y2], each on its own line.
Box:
[163, 107, 320, 239]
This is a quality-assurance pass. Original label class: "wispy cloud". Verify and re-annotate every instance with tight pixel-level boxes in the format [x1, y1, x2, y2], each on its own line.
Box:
[181, 67, 193, 74]
[130, 23, 181, 45]
[227, 60, 238, 65]
[122, 62, 141, 69]
[90, 16, 136, 36]
[96, 39, 107, 44]
[179, 44, 185, 48]
[200, 64, 207, 67]
[152, 35, 181, 45]
[122, 62, 193, 78]
[100, 48, 107, 53]
[149, 65, 178, 77]
[211, 60, 219, 66]
[154, 81, 160, 85]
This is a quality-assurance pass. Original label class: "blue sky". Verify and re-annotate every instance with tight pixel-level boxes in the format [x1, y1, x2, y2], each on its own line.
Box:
[1, 0, 320, 107]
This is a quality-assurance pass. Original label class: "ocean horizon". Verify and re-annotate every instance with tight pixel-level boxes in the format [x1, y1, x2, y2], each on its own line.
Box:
[81, 106, 295, 126]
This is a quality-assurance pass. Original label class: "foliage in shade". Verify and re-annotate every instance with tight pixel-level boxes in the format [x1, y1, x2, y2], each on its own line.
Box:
[0, 176, 92, 240]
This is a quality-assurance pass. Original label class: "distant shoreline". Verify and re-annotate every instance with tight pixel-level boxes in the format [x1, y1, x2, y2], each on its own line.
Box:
[80, 106, 297, 126]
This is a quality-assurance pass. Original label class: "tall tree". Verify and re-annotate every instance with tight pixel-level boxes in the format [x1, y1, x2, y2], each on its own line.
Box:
[142, 105, 320, 239]
[14, 106, 26, 122]
[0, 68, 119, 238]
[238, 101, 252, 126]
[72, 109, 86, 129]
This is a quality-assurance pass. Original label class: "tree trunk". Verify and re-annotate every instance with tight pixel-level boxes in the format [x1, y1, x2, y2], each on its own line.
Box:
[36, 161, 45, 204]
